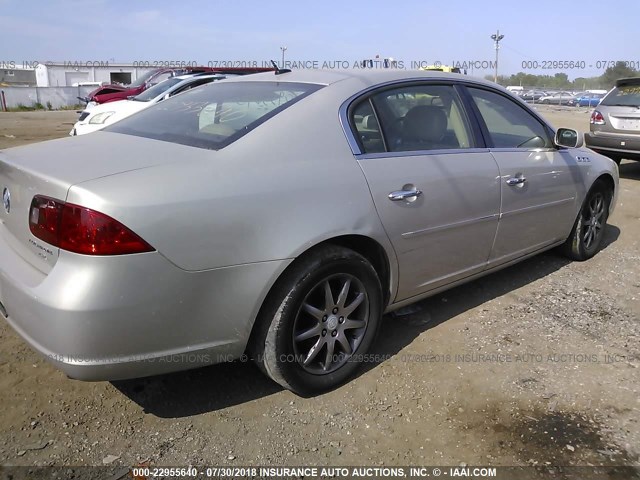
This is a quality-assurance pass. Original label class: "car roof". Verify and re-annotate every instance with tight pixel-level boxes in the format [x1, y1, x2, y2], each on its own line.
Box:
[222, 69, 499, 89]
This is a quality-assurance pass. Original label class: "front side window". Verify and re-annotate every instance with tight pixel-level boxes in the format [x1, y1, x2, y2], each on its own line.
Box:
[468, 87, 551, 149]
[106, 81, 322, 150]
[370, 84, 473, 152]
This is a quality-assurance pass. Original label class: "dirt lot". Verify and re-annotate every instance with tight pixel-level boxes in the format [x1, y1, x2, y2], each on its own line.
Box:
[0, 107, 638, 473]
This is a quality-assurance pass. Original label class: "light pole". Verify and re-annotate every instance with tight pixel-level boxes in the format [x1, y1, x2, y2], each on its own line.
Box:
[280, 46, 287, 69]
[490, 30, 504, 83]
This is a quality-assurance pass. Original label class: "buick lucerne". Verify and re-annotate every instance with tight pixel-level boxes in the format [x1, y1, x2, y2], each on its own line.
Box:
[0, 70, 619, 394]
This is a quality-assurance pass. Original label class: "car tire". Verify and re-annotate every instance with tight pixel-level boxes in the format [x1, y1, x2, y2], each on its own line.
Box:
[250, 245, 383, 395]
[561, 180, 612, 261]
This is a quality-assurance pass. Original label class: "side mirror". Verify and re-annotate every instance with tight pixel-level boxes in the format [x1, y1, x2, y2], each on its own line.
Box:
[162, 93, 171, 101]
[555, 128, 584, 148]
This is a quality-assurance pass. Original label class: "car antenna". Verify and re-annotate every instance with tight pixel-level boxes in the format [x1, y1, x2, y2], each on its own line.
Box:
[270, 60, 291, 75]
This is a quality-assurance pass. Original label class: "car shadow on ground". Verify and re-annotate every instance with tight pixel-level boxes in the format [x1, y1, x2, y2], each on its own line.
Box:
[113, 226, 620, 417]
[112, 359, 282, 418]
[362, 227, 621, 377]
[619, 160, 640, 180]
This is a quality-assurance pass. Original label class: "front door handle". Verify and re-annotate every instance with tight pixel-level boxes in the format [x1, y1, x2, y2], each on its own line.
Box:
[506, 176, 527, 186]
[388, 189, 423, 201]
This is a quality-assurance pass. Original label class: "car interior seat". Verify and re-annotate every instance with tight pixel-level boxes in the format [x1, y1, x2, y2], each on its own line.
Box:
[400, 105, 451, 151]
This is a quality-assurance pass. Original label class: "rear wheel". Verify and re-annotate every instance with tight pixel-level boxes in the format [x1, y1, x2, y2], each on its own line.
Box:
[250, 245, 382, 395]
[561, 180, 611, 261]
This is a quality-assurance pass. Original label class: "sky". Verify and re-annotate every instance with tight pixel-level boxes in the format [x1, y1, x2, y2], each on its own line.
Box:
[1, 0, 638, 79]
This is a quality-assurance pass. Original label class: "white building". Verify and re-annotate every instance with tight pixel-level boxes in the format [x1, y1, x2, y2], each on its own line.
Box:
[0, 62, 37, 86]
[34, 62, 157, 87]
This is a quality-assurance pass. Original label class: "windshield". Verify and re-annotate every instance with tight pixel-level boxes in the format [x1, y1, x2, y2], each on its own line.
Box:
[601, 85, 640, 107]
[129, 69, 161, 88]
[133, 77, 184, 102]
[106, 81, 323, 150]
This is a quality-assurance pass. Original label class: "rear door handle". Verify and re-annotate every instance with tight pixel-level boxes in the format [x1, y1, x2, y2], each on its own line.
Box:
[388, 189, 423, 201]
[506, 176, 527, 186]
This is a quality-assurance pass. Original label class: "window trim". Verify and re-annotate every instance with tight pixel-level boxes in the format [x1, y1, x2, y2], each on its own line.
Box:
[458, 84, 557, 151]
[341, 80, 483, 156]
[349, 97, 388, 153]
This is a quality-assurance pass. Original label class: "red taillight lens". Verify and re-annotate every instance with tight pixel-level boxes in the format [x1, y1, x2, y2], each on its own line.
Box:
[29, 196, 64, 247]
[29, 195, 154, 255]
[590, 110, 605, 125]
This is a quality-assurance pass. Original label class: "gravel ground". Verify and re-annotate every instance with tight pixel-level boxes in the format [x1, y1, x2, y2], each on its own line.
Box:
[0, 107, 638, 473]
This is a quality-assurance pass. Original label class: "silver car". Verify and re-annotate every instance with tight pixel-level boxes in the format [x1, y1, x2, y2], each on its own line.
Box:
[0, 70, 619, 395]
[585, 77, 640, 164]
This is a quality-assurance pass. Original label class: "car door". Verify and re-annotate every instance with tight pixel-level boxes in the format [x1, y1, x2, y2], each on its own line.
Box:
[348, 83, 501, 302]
[463, 86, 578, 266]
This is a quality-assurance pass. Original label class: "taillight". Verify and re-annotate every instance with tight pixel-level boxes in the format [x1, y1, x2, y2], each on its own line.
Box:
[29, 195, 154, 255]
[590, 110, 606, 125]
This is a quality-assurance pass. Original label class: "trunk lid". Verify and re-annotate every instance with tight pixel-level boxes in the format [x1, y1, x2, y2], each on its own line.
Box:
[604, 106, 640, 133]
[0, 132, 203, 273]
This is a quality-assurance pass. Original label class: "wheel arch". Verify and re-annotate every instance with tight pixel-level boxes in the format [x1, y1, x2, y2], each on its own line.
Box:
[592, 172, 616, 212]
[319, 235, 392, 308]
[246, 234, 393, 354]
[594, 172, 615, 195]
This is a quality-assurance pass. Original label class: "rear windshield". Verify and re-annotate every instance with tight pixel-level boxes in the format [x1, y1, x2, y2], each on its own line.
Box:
[105, 81, 322, 150]
[601, 85, 640, 107]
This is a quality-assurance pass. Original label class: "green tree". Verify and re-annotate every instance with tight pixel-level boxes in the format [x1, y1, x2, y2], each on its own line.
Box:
[600, 61, 639, 88]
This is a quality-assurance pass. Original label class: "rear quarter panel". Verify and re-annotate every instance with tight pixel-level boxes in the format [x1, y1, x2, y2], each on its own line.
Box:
[67, 79, 398, 281]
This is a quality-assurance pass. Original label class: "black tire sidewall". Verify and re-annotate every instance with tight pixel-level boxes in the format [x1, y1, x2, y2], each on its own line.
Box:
[264, 248, 382, 395]
[569, 183, 610, 260]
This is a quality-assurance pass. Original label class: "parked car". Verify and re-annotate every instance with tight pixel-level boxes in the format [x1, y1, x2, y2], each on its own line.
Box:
[585, 77, 640, 164]
[0, 70, 618, 395]
[71, 73, 226, 136]
[538, 92, 574, 105]
[520, 90, 545, 102]
[576, 93, 605, 107]
[566, 92, 587, 106]
[83, 67, 273, 105]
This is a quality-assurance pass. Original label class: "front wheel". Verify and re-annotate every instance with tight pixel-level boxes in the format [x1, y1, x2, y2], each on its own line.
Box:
[250, 245, 383, 395]
[561, 181, 611, 261]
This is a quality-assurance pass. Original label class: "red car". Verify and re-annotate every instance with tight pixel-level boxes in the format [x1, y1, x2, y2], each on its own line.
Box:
[84, 67, 274, 105]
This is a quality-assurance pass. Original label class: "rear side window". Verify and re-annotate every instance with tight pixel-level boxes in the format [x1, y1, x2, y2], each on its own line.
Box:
[467, 87, 551, 149]
[373, 85, 472, 152]
[350, 84, 473, 154]
[601, 85, 640, 107]
[106, 82, 322, 150]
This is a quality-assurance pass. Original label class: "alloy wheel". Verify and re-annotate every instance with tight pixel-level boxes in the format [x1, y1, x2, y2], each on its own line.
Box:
[582, 192, 605, 249]
[292, 274, 369, 375]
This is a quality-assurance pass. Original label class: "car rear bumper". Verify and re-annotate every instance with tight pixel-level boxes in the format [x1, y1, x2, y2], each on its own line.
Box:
[585, 132, 640, 160]
[0, 231, 290, 381]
